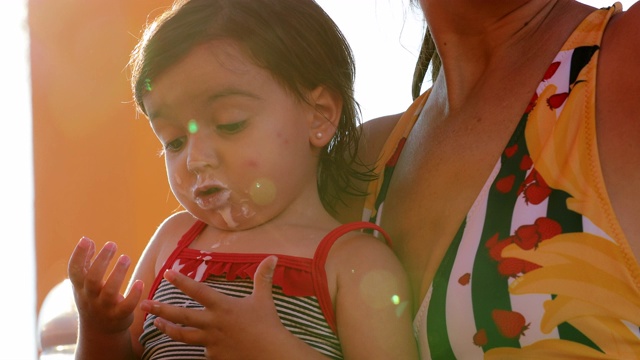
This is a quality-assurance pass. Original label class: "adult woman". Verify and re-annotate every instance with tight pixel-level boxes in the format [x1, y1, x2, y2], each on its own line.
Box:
[345, 0, 640, 358]
[145, 0, 640, 358]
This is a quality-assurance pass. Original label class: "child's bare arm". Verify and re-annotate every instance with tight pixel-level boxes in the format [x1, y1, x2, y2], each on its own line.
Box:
[68, 238, 143, 360]
[332, 234, 419, 359]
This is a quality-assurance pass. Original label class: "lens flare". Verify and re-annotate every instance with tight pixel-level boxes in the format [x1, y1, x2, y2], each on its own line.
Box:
[249, 178, 276, 206]
[188, 119, 198, 134]
[391, 295, 400, 305]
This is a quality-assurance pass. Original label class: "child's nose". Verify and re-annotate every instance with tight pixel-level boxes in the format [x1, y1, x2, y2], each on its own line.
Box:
[186, 133, 219, 173]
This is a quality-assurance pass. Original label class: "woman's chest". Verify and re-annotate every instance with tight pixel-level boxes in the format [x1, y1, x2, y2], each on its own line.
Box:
[379, 107, 526, 300]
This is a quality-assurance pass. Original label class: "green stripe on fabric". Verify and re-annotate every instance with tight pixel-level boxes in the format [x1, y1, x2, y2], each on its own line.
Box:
[427, 220, 467, 359]
[473, 116, 529, 351]
[546, 190, 582, 233]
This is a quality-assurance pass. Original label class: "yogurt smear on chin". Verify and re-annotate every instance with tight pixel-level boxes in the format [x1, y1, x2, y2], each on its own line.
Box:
[218, 206, 239, 228]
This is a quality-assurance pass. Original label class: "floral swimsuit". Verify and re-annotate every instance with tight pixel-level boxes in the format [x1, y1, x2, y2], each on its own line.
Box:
[364, 3, 640, 359]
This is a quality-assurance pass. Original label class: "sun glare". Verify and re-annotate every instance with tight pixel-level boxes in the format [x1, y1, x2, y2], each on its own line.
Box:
[0, 0, 36, 359]
[1, 0, 636, 359]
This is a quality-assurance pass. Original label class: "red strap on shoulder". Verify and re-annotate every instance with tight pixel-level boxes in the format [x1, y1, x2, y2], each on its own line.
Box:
[146, 220, 207, 302]
[311, 221, 393, 334]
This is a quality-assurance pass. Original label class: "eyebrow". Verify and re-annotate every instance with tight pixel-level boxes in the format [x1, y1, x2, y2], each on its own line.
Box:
[208, 88, 261, 102]
[148, 87, 261, 121]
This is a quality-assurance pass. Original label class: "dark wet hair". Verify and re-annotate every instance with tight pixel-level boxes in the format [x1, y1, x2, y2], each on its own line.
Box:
[409, 0, 442, 99]
[129, 0, 373, 213]
[412, 28, 441, 99]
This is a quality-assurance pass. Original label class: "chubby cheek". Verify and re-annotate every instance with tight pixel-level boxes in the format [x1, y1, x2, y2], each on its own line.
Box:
[237, 157, 278, 204]
[173, 173, 183, 186]
[243, 158, 259, 169]
[169, 173, 185, 195]
[165, 161, 191, 204]
[247, 177, 277, 206]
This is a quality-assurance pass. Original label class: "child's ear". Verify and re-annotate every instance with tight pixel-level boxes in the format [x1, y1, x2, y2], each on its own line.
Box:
[308, 85, 342, 148]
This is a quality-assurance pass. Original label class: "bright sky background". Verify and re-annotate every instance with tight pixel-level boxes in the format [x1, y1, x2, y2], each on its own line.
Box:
[1, 1, 36, 359]
[1, 0, 635, 359]
[317, 0, 637, 123]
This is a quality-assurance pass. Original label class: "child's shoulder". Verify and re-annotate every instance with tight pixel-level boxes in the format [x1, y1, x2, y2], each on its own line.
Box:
[145, 211, 200, 258]
[326, 228, 403, 276]
[156, 211, 200, 235]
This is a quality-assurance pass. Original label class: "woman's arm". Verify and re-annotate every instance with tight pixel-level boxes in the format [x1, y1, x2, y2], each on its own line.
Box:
[332, 113, 403, 224]
[597, 1, 640, 250]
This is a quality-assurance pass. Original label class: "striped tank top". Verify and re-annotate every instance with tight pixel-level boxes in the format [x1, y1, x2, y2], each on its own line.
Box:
[140, 220, 390, 359]
[364, 3, 640, 359]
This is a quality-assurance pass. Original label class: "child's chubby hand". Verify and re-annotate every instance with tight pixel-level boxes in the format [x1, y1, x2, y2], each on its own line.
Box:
[68, 237, 144, 335]
[140, 256, 283, 359]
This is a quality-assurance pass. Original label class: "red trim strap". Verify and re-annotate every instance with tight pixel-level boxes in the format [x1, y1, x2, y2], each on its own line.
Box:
[146, 220, 207, 302]
[311, 221, 392, 334]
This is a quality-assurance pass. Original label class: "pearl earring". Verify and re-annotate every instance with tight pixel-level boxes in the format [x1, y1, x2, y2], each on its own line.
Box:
[315, 132, 323, 139]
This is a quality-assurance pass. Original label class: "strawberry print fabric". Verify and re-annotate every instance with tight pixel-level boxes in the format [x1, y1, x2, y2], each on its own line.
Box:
[364, 3, 640, 359]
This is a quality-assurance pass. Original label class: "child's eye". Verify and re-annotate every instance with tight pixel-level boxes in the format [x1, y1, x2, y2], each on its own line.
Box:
[164, 137, 186, 152]
[216, 120, 247, 134]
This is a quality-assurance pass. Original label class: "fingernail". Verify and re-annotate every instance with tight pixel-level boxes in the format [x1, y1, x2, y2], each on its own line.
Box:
[78, 237, 91, 249]
[268, 255, 278, 271]
[104, 242, 117, 253]
[117, 255, 130, 266]
[164, 269, 176, 281]
[133, 279, 144, 291]
[140, 300, 153, 312]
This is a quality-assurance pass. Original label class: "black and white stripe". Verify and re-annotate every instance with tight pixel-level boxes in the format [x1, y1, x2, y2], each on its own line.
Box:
[141, 276, 342, 359]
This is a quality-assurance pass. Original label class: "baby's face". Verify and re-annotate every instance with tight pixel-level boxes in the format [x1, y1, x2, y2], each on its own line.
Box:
[142, 40, 320, 230]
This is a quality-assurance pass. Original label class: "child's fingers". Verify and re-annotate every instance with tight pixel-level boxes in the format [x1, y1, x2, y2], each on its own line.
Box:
[153, 317, 205, 346]
[162, 256, 278, 308]
[101, 254, 132, 300]
[143, 300, 209, 329]
[84, 242, 117, 296]
[147, 299, 209, 328]
[163, 270, 222, 308]
[116, 279, 144, 317]
[68, 237, 95, 288]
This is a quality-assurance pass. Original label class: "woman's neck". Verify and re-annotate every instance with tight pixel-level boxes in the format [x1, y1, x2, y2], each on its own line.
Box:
[424, 0, 588, 109]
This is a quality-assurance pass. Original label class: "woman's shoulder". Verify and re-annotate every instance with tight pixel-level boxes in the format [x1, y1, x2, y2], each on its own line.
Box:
[332, 113, 404, 224]
[592, 1, 640, 255]
[611, 1, 640, 33]
[597, 1, 640, 128]
[603, 2, 640, 46]
[601, 2, 640, 67]
[596, 2, 640, 131]
[360, 112, 404, 164]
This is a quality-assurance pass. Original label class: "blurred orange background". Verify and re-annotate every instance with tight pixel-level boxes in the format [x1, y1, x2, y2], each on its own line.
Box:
[30, 0, 178, 310]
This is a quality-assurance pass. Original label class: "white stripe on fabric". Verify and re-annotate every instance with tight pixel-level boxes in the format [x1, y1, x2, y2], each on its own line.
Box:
[141, 277, 342, 360]
[509, 191, 558, 346]
[446, 160, 500, 360]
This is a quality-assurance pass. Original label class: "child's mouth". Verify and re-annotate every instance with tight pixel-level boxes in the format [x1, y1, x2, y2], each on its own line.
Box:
[193, 185, 230, 210]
